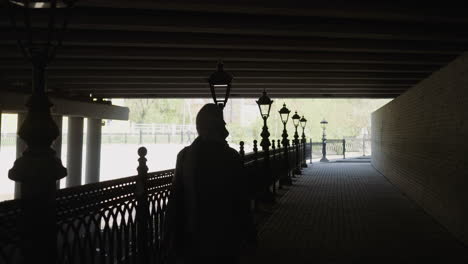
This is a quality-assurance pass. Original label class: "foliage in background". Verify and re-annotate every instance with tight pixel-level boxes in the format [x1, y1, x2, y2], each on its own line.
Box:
[124, 98, 391, 144]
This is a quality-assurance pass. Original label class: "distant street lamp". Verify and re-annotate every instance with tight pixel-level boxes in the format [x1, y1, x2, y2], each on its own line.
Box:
[278, 104, 291, 147]
[278, 103, 292, 185]
[256, 89, 273, 151]
[256, 89, 274, 201]
[320, 118, 329, 162]
[208, 61, 233, 109]
[300, 116, 308, 168]
[291, 111, 301, 174]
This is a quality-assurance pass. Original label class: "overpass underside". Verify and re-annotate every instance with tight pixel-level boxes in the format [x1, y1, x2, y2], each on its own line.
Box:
[0, 1, 468, 263]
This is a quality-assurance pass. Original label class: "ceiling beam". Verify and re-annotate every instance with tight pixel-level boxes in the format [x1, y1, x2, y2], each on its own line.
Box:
[0, 46, 456, 65]
[87, 93, 399, 99]
[43, 84, 411, 90]
[70, 1, 468, 24]
[3, 7, 460, 41]
[1, 30, 465, 55]
[2, 69, 429, 80]
[0, 59, 441, 73]
[7, 79, 418, 87]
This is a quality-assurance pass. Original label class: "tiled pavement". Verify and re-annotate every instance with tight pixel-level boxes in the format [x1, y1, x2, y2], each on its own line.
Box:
[242, 162, 468, 264]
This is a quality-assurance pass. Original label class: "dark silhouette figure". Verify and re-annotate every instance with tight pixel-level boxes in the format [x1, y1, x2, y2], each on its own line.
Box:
[165, 104, 254, 264]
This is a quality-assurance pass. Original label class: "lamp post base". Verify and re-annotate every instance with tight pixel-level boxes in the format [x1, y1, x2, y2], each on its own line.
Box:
[294, 168, 302, 175]
[320, 157, 329, 162]
[280, 176, 293, 186]
[301, 163, 308, 168]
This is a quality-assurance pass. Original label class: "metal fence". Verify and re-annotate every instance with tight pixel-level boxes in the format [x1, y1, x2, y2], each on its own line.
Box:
[0, 140, 305, 264]
[309, 137, 372, 160]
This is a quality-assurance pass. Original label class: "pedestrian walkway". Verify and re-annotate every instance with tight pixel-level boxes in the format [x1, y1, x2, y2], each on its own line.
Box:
[243, 162, 468, 263]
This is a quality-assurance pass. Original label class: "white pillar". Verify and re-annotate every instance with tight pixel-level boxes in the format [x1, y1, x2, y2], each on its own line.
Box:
[14, 113, 27, 199]
[66, 117, 84, 187]
[52, 116, 63, 189]
[0, 110, 2, 151]
[85, 118, 102, 184]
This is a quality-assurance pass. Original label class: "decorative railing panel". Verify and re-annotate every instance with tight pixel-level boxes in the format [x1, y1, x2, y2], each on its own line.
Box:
[147, 170, 174, 264]
[0, 140, 304, 264]
[0, 199, 22, 264]
[56, 176, 138, 264]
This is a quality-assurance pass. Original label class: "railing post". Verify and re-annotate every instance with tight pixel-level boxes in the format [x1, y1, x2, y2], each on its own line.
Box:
[280, 139, 292, 186]
[271, 140, 277, 194]
[301, 137, 307, 168]
[291, 140, 296, 178]
[136, 147, 149, 264]
[139, 129, 143, 145]
[343, 139, 346, 159]
[320, 137, 329, 162]
[309, 138, 313, 164]
[252, 140, 259, 210]
[239, 141, 245, 161]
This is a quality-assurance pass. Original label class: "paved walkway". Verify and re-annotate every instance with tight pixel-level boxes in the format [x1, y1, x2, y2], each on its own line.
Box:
[243, 162, 468, 263]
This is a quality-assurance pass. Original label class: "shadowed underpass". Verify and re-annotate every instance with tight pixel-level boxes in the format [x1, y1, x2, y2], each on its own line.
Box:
[243, 160, 468, 263]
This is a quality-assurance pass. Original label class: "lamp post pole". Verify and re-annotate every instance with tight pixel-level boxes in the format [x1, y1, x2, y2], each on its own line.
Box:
[292, 112, 301, 175]
[6, 1, 72, 262]
[257, 89, 274, 201]
[279, 104, 292, 185]
[301, 116, 308, 168]
[320, 119, 329, 162]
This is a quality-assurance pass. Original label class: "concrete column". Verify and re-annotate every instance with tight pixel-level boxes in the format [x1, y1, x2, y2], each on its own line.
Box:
[14, 113, 27, 199]
[52, 116, 63, 189]
[66, 117, 84, 187]
[85, 118, 102, 184]
[0, 110, 2, 151]
[51, 116, 63, 159]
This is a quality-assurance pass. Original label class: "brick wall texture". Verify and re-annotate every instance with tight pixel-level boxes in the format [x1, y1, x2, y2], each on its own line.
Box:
[371, 53, 468, 246]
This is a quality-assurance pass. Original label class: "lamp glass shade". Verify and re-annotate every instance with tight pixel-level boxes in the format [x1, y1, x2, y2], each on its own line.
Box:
[256, 89, 273, 118]
[292, 111, 300, 127]
[259, 104, 271, 118]
[278, 103, 290, 124]
[208, 62, 233, 107]
[320, 119, 328, 130]
[300, 116, 307, 128]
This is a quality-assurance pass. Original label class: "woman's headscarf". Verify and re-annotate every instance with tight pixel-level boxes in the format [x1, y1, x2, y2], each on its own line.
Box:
[196, 104, 229, 141]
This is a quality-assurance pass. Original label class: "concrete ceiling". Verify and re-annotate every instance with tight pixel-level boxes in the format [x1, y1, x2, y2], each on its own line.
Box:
[1, 1, 467, 99]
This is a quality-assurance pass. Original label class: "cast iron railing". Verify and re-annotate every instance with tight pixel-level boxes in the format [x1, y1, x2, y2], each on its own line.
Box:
[309, 137, 372, 160]
[0, 139, 306, 264]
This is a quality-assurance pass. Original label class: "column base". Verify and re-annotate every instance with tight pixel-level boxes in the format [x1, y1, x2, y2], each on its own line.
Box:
[301, 163, 308, 168]
[320, 157, 329, 162]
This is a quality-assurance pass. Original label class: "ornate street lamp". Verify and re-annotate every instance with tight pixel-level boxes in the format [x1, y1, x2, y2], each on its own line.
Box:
[278, 103, 291, 147]
[320, 118, 329, 162]
[256, 89, 273, 151]
[208, 61, 233, 109]
[278, 103, 292, 185]
[300, 116, 308, 168]
[256, 89, 274, 201]
[6, 1, 73, 263]
[292, 111, 301, 145]
[291, 111, 301, 174]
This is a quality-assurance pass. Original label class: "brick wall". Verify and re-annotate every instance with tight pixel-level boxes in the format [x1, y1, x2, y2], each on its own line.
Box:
[372, 53, 468, 246]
